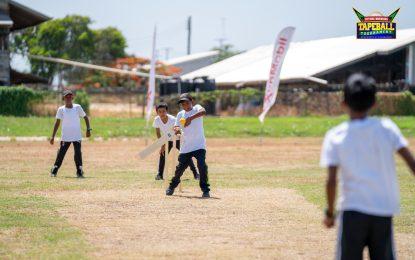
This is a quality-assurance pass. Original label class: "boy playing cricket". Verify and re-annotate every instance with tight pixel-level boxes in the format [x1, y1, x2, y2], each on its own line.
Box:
[321, 73, 415, 259]
[50, 90, 92, 178]
[152, 102, 199, 180]
[166, 93, 210, 198]
[180, 93, 204, 112]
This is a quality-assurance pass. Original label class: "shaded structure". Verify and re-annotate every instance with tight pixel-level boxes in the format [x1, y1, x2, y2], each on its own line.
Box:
[0, 0, 50, 85]
[183, 28, 415, 91]
[165, 51, 219, 75]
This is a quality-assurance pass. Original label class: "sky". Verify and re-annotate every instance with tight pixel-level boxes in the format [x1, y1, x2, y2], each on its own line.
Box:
[15, 0, 415, 61]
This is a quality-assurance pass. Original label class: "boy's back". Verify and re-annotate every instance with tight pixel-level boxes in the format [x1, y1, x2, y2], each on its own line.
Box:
[321, 117, 407, 216]
[321, 73, 415, 259]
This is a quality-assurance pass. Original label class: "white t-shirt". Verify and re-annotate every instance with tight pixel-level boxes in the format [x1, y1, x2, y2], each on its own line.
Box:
[175, 105, 206, 153]
[320, 117, 408, 216]
[56, 104, 86, 142]
[152, 114, 176, 141]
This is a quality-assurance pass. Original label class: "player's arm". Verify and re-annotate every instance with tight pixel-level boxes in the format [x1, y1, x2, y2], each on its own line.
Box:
[155, 128, 161, 138]
[84, 116, 91, 137]
[324, 166, 338, 228]
[191, 110, 206, 119]
[398, 147, 415, 176]
[50, 119, 61, 145]
[185, 107, 206, 127]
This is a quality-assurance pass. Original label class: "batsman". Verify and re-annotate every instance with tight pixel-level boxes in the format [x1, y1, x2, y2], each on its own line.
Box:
[166, 93, 210, 198]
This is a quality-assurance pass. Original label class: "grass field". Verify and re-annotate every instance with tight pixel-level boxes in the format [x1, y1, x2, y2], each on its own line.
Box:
[0, 138, 414, 259]
[1, 116, 415, 138]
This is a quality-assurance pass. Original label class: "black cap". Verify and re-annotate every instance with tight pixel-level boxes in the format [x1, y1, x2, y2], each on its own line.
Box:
[178, 93, 191, 104]
[62, 89, 73, 97]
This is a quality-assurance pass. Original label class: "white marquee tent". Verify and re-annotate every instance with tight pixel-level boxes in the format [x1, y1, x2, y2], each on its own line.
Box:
[182, 28, 415, 87]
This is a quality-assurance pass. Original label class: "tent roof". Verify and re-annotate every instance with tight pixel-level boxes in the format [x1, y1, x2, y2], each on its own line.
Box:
[165, 50, 219, 66]
[182, 28, 415, 86]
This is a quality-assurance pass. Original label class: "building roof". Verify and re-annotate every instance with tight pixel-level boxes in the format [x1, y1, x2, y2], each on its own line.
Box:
[165, 50, 219, 66]
[9, 0, 51, 31]
[182, 28, 415, 86]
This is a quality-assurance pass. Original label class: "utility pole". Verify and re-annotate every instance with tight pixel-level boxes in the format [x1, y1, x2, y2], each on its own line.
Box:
[162, 47, 172, 60]
[215, 17, 227, 48]
[187, 16, 192, 55]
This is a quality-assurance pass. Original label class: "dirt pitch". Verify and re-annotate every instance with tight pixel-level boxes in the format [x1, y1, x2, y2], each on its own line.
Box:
[1, 138, 414, 259]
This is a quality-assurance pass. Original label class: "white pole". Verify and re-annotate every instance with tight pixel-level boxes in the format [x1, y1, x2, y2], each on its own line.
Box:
[28, 54, 171, 80]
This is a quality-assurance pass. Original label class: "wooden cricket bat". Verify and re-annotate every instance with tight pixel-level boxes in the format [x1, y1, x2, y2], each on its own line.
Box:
[139, 130, 174, 159]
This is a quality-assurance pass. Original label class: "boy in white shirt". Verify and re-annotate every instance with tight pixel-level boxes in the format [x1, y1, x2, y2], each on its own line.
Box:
[50, 90, 92, 178]
[179, 93, 205, 113]
[152, 102, 199, 180]
[321, 73, 415, 259]
[166, 94, 210, 198]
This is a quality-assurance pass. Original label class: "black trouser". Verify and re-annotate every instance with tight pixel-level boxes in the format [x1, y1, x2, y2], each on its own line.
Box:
[169, 149, 209, 192]
[158, 140, 198, 178]
[337, 210, 395, 260]
[52, 141, 83, 174]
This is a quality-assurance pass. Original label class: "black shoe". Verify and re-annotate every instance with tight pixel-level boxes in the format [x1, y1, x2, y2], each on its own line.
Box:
[202, 191, 210, 198]
[50, 166, 58, 177]
[155, 174, 163, 180]
[166, 188, 174, 196]
[76, 167, 84, 178]
[194, 173, 200, 180]
[76, 170, 84, 178]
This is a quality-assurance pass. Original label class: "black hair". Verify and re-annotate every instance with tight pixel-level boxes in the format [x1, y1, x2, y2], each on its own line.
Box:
[343, 73, 377, 112]
[156, 102, 168, 111]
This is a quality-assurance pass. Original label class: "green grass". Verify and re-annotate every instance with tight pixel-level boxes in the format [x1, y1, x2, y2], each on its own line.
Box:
[1, 116, 415, 138]
[0, 192, 88, 259]
[0, 139, 413, 258]
[0, 115, 414, 257]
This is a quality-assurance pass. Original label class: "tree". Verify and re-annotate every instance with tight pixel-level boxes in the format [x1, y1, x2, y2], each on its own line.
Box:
[211, 44, 241, 62]
[12, 15, 95, 84]
[93, 27, 127, 65]
[11, 15, 127, 85]
[85, 27, 127, 87]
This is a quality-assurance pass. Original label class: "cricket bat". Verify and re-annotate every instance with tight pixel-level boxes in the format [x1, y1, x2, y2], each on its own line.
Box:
[139, 130, 174, 159]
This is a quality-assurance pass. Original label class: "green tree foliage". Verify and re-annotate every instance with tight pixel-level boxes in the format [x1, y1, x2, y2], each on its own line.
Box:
[12, 15, 95, 83]
[93, 27, 127, 65]
[211, 44, 242, 62]
[11, 15, 127, 85]
[74, 90, 90, 114]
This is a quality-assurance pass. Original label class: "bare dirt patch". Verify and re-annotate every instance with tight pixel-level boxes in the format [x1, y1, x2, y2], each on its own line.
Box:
[1, 138, 414, 259]
[47, 188, 335, 259]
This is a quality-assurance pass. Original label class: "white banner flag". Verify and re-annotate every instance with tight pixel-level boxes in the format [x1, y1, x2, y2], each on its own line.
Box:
[145, 26, 157, 124]
[259, 26, 295, 123]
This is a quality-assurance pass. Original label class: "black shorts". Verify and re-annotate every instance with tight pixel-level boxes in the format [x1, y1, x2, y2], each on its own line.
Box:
[337, 210, 395, 260]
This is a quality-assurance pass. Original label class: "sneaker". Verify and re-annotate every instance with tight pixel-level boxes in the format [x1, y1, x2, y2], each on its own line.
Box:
[194, 173, 200, 180]
[77, 166, 84, 178]
[76, 170, 84, 178]
[155, 174, 163, 180]
[202, 191, 210, 198]
[50, 166, 58, 177]
[166, 188, 175, 196]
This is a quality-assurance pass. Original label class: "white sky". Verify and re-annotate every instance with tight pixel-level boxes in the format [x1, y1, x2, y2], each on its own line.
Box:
[13, 0, 415, 71]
